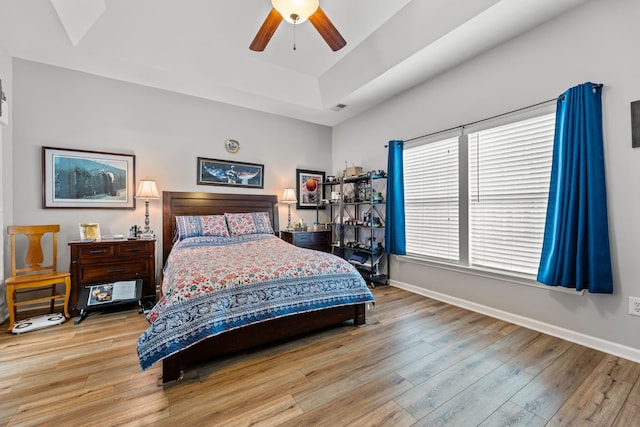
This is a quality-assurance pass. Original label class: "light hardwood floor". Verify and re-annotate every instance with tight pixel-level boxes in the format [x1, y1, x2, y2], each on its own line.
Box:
[1, 286, 639, 426]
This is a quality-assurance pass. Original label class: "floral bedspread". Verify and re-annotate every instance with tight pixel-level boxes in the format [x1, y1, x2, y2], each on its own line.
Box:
[136, 234, 374, 370]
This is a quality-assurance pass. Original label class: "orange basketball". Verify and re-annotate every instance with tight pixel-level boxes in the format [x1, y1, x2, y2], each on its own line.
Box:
[305, 178, 317, 192]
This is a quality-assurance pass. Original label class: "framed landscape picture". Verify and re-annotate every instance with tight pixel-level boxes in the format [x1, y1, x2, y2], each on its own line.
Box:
[296, 168, 325, 209]
[42, 146, 136, 209]
[197, 157, 264, 188]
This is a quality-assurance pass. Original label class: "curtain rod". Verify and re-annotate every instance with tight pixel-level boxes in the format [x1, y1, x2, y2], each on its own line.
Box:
[402, 97, 556, 144]
[386, 83, 604, 146]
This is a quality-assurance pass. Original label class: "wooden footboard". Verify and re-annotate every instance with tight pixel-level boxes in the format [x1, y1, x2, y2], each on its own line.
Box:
[162, 303, 366, 383]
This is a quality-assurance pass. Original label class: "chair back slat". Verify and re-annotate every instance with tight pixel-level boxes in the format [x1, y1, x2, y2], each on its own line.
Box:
[7, 225, 61, 276]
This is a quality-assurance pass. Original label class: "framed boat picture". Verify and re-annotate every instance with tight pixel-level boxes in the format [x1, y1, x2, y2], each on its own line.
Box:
[197, 157, 264, 188]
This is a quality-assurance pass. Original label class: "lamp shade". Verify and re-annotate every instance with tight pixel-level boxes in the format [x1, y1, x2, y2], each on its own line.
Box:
[272, 0, 319, 24]
[281, 187, 297, 204]
[135, 180, 160, 199]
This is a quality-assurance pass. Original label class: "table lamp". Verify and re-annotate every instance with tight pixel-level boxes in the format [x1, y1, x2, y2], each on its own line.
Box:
[135, 179, 160, 239]
[281, 188, 297, 231]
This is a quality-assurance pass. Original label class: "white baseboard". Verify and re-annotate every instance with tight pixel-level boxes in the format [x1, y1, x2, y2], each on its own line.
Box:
[391, 280, 640, 364]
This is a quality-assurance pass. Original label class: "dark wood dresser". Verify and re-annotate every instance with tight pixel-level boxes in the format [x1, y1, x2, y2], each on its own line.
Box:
[68, 239, 156, 313]
[280, 230, 332, 253]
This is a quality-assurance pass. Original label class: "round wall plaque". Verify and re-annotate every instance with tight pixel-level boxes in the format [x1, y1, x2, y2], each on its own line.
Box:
[225, 139, 240, 154]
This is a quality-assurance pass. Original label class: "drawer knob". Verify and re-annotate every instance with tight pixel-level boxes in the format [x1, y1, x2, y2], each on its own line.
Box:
[107, 268, 125, 273]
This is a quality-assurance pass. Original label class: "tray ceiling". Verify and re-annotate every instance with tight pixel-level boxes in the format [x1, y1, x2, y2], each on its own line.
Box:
[0, 0, 591, 125]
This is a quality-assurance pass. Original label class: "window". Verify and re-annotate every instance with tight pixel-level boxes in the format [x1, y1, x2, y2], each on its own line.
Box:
[404, 136, 459, 261]
[404, 109, 555, 278]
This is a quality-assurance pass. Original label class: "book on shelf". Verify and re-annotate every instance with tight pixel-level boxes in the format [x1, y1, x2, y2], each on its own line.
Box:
[87, 280, 138, 306]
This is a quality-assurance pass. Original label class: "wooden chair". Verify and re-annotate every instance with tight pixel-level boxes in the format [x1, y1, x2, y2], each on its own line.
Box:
[5, 225, 71, 331]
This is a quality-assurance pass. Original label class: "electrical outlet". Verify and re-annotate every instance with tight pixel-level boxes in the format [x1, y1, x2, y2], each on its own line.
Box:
[629, 297, 640, 316]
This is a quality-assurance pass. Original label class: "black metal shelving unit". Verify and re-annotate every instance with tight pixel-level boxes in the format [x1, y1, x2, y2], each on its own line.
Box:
[322, 172, 388, 286]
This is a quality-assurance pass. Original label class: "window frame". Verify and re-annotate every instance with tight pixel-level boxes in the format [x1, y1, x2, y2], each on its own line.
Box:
[401, 103, 560, 288]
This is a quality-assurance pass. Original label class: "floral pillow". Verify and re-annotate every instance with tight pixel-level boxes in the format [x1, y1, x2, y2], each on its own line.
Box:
[176, 215, 230, 240]
[200, 215, 231, 237]
[224, 212, 274, 236]
[251, 211, 275, 234]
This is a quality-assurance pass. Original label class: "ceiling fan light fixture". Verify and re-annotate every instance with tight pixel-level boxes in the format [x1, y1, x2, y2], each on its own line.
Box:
[271, 0, 319, 25]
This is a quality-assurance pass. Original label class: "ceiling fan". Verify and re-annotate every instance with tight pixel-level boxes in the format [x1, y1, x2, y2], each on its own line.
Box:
[250, 0, 346, 52]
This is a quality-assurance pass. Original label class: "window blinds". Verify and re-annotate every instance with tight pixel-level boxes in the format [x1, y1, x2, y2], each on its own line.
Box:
[404, 137, 459, 261]
[468, 113, 554, 275]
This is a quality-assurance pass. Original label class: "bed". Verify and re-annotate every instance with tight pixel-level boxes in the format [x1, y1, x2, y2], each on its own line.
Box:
[136, 191, 375, 383]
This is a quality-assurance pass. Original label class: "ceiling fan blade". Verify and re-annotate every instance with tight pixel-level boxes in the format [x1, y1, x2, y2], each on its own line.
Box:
[308, 6, 346, 51]
[250, 8, 283, 52]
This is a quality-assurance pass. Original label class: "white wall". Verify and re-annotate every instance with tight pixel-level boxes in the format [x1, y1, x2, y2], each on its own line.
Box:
[0, 45, 11, 322]
[8, 60, 332, 287]
[333, 0, 640, 357]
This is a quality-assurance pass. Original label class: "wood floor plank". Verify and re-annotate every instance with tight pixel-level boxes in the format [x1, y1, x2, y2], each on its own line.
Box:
[421, 311, 500, 348]
[612, 371, 640, 427]
[292, 375, 363, 412]
[414, 363, 534, 426]
[395, 349, 505, 420]
[346, 400, 417, 427]
[1, 286, 639, 426]
[502, 333, 573, 376]
[546, 354, 640, 427]
[298, 320, 435, 385]
[396, 329, 503, 386]
[167, 366, 310, 424]
[210, 394, 304, 427]
[479, 326, 542, 363]
[510, 343, 606, 420]
[278, 372, 413, 426]
[79, 391, 170, 427]
[478, 401, 546, 427]
[8, 385, 120, 426]
[349, 340, 438, 383]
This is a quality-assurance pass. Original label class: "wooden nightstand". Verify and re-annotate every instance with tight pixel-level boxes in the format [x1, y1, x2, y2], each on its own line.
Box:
[68, 239, 156, 314]
[280, 230, 332, 253]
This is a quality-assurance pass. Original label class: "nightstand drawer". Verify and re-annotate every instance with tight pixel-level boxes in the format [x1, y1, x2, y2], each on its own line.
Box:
[78, 260, 150, 283]
[309, 232, 330, 244]
[280, 230, 332, 252]
[76, 244, 117, 259]
[117, 242, 151, 257]
[295, 234, 312, 243]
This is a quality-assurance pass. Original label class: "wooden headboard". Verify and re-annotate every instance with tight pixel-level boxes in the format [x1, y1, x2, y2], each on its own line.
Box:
[162, 192, 279, 264]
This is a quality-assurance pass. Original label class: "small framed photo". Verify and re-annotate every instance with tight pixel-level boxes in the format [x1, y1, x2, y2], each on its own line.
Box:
[42, 147, 136, 209]
[197, 157, 264, 188]
[296, 169, 325, 209]
[79, 223, 101, 241]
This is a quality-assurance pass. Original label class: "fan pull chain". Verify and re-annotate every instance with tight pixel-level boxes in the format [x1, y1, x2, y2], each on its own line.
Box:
[291, 13, 300, 51]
